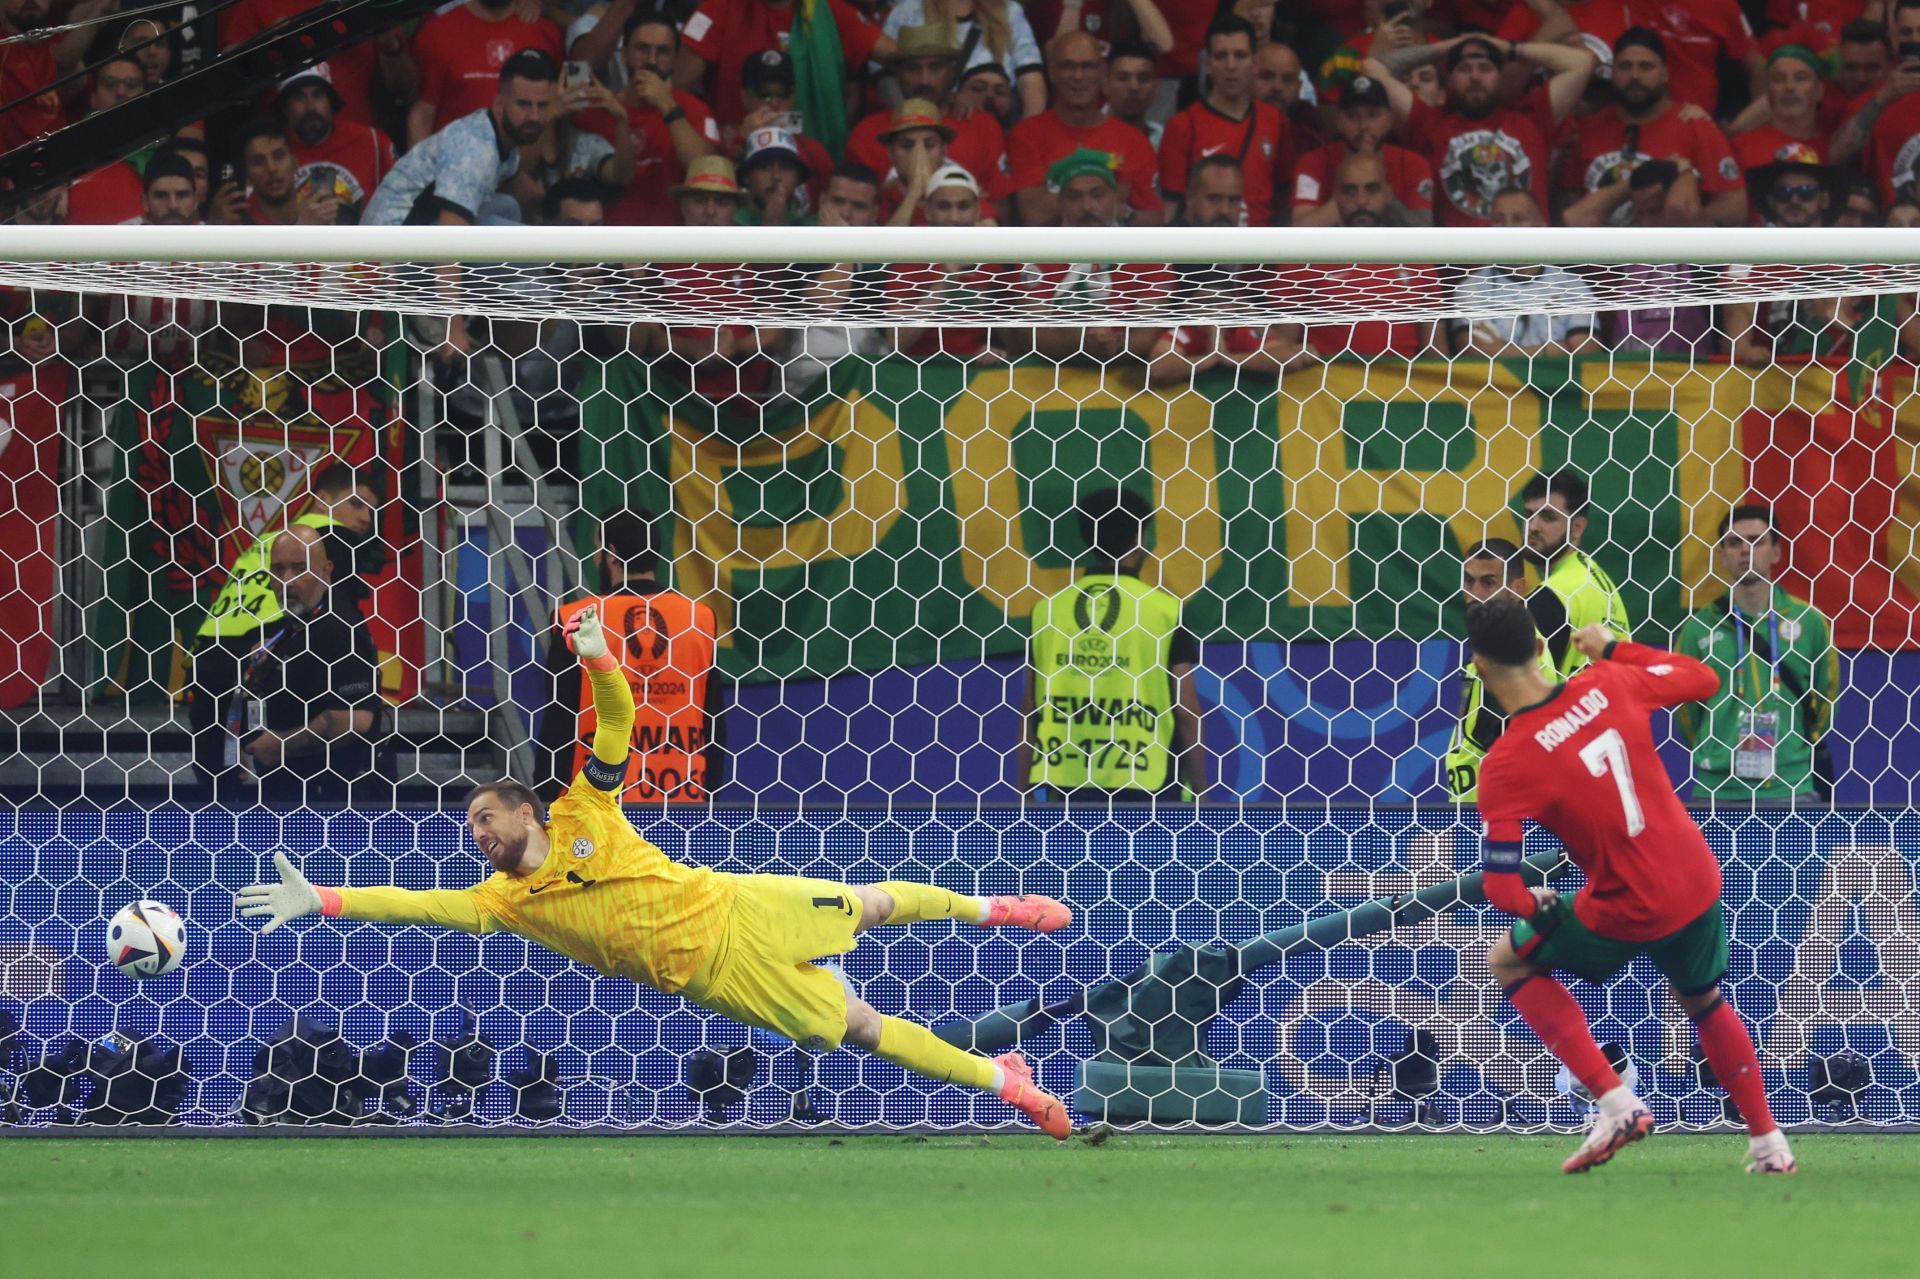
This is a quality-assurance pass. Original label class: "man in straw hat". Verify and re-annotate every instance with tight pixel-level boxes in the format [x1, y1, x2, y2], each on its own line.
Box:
[849, 23, 1011, 210]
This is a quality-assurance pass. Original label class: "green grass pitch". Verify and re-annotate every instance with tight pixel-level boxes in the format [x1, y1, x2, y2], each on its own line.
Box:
[4, 1133, 1915, 1277]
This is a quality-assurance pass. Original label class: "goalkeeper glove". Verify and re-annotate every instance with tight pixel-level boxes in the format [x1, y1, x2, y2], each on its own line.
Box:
[564, 604, 618, 671]
[235, 852, 325, 935]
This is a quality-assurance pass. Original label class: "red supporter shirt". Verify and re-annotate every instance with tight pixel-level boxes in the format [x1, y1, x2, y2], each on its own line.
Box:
[1730, 123, 1830, 172]
[1158, 99, 1292, 226]
[1563, 102, 1743, 199]
[1292, 141, 1434, 214]
[848, 107, 1010, 200]
[1405, 87, 1557, 227]
[66, 162, 146, 225]
[1154, 3, 1214, 78]
[1496, 0, 1634, 75]
[1638, 0, 1755, 111]
[580, 91, 723, 225]
[1477, 642, 1724, 941]
[1865, 93, 1920, 203]
[680, 0, 881, 128]
[1271, 263, 1439, 359]
[222, 0, 381, 124]
[1009, 110, 1159, 213]
[288, 117, 396, 220]
[0, 36, 66, 153]
[413, 5, 565, 126]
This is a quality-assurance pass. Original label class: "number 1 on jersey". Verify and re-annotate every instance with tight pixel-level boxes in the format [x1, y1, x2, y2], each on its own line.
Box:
[1579, 727, 1646, 836]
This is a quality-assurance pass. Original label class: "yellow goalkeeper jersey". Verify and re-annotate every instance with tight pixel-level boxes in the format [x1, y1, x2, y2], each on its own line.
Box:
[332, 666, 736, 993]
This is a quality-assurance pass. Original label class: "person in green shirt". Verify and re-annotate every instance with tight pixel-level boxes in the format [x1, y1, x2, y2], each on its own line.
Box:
[1677, 503, 1839, 804]
[1014, 487, 1207, 802]
[1445, 536, 1527, 803]
[1520, 469, 1632, 680]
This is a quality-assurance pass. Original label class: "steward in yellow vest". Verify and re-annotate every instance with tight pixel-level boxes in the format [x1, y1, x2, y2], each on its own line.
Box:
[1445, 537, 1527, 803]
[1018, 488, 1207, 802]
[1520, 470, 1631, 681]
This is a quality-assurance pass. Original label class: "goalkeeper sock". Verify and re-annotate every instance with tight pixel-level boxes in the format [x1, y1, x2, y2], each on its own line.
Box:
[872, 1016, 999, 1092]
[874, 881, 988, 925]
[1694, 996, 1778, 1138]
[1506, 976, 1623, 1099]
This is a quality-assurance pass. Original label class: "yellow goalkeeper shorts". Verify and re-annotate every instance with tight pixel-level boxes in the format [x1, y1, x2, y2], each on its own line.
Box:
[682, 874, 863, 1051]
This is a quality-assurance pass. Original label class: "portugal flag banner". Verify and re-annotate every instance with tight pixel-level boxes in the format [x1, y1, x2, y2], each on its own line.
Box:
[92, 345, 424, 703]
[0, 361, 65, 709]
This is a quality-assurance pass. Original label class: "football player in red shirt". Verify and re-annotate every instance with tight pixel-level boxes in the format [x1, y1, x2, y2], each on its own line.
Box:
[1470, 598, 1796, 1176]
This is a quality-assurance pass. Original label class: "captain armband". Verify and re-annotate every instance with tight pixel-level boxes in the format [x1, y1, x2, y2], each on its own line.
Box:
[1481, 839, 1524, 873]
[582, 751, 627, 792]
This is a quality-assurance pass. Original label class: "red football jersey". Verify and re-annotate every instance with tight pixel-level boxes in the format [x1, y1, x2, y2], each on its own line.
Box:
[0, 37, 66, 153]
[1497, 0, 1634, 75]
[288, 117, 397, 220]
[1158, 99, 1292, 227]
[413, 5, 565, 126]
[1008, 110, 1160, 213]
[1730, 123, 1830, 173]
[680, 0, 881, 127]
[1404, 86, 1556, 227]
[1478, 641, 1723, 941]
[222, 0, 381, 123]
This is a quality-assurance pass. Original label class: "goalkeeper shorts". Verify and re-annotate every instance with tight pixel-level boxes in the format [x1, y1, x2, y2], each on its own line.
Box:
[1512, 894, 1729, 996]
[681, 874, 863, 1051]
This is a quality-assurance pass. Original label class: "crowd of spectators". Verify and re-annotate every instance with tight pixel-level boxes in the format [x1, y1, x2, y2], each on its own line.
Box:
[7, 0, 1920, 373]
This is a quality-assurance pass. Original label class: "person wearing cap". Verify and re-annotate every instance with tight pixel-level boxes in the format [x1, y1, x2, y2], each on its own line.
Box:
[1292, 74, 1433, 226]
[1726, 149, 1866, 365]
[1561, 28, 1745, 229]
[725, 48, 837, 203]
[1363, 32, 1594, 227]
[1011, 30, 1161, 226]
[674, 0, 892, 138]
[671, 154, 749, 225]
[220, 0, 412, 126]
[1158, 15, 1291, 226]
[577, 10, 720, 226]
[1731, 43, 1832, 178]
[406, 0, 565, 148]
[887, 163, 1011, 359]
[365, 48, 560, 227]
[958, 60, 1018, 128]
[849, 24, 1012, 211]
[140, 152, 200, 226]
[882, 0, 1045, 118]
[279, 64, 397, 224]
[735, 124, 813, 225]
[875, 98, 955, 224]
[1831, 3, 1920, 204]
[1019, 148, 1175, 364]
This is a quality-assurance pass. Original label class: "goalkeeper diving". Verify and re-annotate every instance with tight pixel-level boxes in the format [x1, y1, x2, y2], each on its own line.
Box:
[235, 606, 1075, 1137]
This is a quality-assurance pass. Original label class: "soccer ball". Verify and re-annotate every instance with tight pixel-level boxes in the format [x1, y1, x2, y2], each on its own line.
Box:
[107, 899, 187, 978]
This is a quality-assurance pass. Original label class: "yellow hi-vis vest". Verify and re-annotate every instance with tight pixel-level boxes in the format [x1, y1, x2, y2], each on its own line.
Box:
[1028, 574, 1181, 793]
[197, 513, 340, 640]
[1539, 548, 1631, 681]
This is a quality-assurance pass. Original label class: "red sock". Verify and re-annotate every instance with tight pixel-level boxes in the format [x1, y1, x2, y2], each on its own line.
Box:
[1507, 976, 1622, 1098]
[1695, 998, 1777, 1138]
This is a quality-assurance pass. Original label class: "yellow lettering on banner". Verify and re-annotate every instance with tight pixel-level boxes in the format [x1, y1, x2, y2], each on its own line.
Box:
[1276, 362, 1536, 608]
[1886, 375, 1920, 605]
[1581, 361, 1750, 614]
[945, 367, 1224, 620]
[665, 395, 907, 644]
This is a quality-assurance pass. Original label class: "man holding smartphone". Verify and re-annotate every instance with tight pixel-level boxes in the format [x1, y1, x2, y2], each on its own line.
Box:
[578, 8, 722, 225]
[1831, 0, 1920, 203]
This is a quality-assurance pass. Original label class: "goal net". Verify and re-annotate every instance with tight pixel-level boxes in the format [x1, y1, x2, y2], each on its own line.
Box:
[0, 226, 1915, 1130]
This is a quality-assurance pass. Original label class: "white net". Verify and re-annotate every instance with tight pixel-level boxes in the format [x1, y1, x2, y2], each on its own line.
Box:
[0, 228, 1916, 1129]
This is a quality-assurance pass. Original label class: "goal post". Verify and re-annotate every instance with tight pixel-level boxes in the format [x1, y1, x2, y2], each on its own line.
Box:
[0, 226, 1916, 1129]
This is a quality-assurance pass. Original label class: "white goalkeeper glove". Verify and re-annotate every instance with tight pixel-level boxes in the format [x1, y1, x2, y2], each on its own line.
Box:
[235, 852, 324, 935]
[564, 604, 615, 668]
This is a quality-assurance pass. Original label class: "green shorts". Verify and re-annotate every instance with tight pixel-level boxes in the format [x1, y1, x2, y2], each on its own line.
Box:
[1512, 894, 1729, 995]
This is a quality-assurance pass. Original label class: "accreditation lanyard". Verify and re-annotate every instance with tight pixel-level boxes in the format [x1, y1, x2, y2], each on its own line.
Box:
[1729, 607, 1781, 706]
